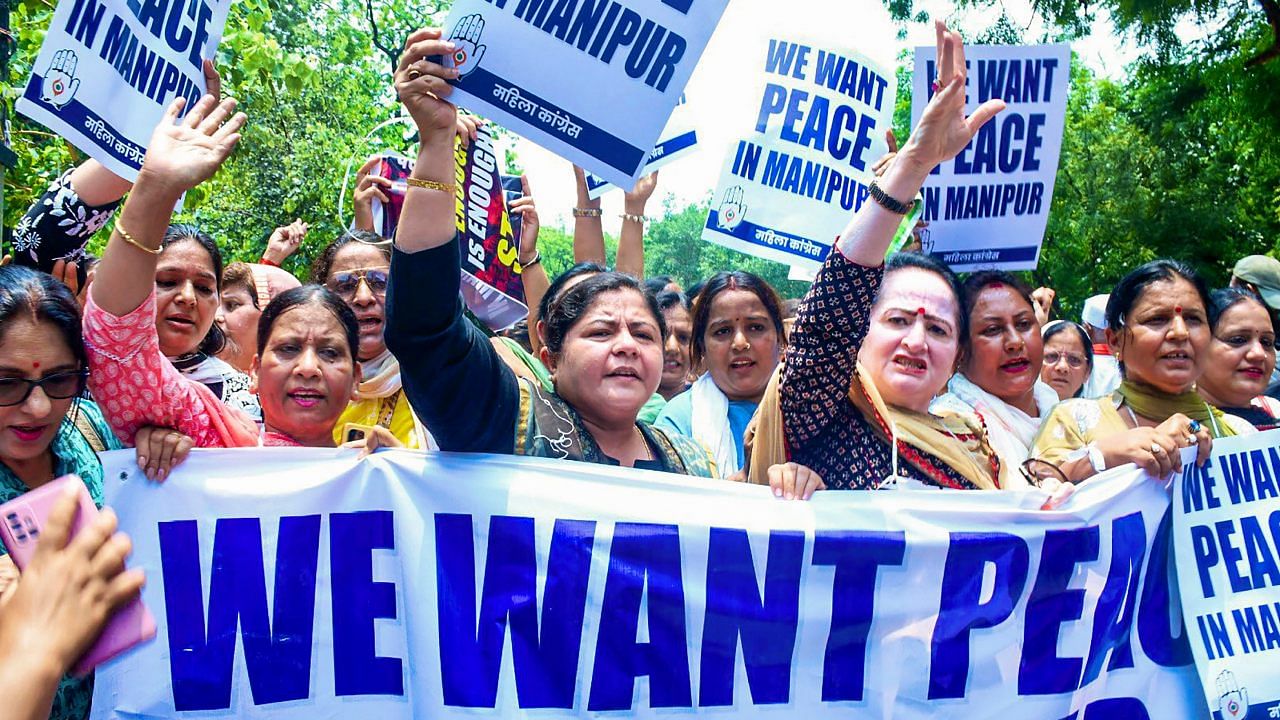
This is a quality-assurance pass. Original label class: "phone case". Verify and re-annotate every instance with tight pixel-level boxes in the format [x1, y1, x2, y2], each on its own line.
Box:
[0, 475, 156, 676]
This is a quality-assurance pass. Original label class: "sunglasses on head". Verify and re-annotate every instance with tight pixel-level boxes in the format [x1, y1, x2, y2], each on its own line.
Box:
[327, 268, 389, 298]
[0, 369, 89, 407]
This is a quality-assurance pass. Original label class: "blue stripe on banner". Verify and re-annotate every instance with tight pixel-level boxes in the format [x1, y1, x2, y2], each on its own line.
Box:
[457, 68, 646, 176]
[23, 77, 147, 171]
[931, 245, 1040, 266]
[706, 210, 831, 263]
[651, 130, 696, 161]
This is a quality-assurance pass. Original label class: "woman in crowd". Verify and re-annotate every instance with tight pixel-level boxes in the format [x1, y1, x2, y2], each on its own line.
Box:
[384, 29, 712, 475]
[1032, 259, 1238, 481]
[748, 22, 1070, 504]
[0, 264, 124, 720]
[654, 289, 693, 401]
[1040, 320, 1094, 401]
[656, 271, 785, 478]
[310, 231, 429, 448]
[1197, 288, 1280, 430]
[215, 261, 301, 374]
[931, 271, 1060, 484]
[82, 95, 379, 453]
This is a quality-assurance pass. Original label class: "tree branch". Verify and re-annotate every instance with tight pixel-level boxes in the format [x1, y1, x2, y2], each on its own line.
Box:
[1245, 0, 1280, 68]
[364, 0, 400, 73]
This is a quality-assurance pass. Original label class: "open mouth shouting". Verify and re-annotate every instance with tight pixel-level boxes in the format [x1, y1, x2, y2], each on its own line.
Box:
[1000, 357, 1031, 374]
[893, 355, 927, 376]
[1160, 349, 1193, 368]
[287, 388, 326, 409]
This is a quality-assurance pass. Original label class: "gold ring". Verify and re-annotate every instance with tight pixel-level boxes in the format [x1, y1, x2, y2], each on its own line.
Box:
[407, 69, 422, 80]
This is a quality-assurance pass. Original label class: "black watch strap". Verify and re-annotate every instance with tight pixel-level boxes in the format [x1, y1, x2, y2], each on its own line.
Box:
[868, 180, 916, 215]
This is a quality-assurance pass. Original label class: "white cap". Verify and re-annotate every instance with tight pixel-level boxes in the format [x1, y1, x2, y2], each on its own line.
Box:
[1082, 294, 1109, 330]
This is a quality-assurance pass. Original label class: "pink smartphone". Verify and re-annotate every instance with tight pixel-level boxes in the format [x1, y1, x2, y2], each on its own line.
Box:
[0, 474, 156, 676]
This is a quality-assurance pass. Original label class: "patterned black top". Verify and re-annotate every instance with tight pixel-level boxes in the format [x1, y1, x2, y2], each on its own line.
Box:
[12, 168, 118, 270]
[780, 248, 979, 490]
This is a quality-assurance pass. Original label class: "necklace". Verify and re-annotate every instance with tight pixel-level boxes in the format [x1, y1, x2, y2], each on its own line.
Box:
[634, 426, 652, 462]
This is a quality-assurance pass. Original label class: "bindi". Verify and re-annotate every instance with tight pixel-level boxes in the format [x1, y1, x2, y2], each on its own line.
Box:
[1174, 305, 1183, 315]
[917, 307, 926, 316]
[31, 361, 39, 369]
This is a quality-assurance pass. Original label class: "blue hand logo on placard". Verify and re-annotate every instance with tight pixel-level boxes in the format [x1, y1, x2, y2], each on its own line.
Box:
[1216, 670, 1249, 720]
[448, 15, 487, 78]
[41, 49, 82, 109]
[717, 185, 747, 231]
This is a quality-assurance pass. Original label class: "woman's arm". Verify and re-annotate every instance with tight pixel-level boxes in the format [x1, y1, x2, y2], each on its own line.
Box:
[385, 28, 520, 454]
[512, 175, 551, 357]
[615, 171, 657, 278]
[571, 165, 605, 264]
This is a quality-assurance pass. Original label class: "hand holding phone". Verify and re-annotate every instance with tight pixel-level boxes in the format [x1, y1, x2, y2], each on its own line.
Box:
[0, 476, 153, 675]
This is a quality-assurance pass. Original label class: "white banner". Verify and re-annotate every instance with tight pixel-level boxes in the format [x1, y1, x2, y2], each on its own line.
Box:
[910, 43, 1069, 272]
[1173, 430, 1280, 720]
[438, 0, 727, 189]
[16, 0, 232, 180]
[91, 449, 1206, 718]
[583, 94, 699, 199]
[701, 37, 895, 271]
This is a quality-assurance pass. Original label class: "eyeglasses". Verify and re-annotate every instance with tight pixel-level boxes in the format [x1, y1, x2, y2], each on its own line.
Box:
[1043, 351, 1087, 369]
[1020, 458, 1070, 488]
[327, 269, 389, 299]
[0, 370, 89, 407]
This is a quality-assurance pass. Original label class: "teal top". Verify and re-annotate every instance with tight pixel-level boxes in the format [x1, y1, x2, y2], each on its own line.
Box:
[653, 390, 757, 470]
[0, 400, 122, 720]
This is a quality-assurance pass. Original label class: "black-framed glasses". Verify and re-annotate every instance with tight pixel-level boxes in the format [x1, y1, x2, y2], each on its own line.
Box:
[0, 369, 89, 407]
[327, 269, 389, 299]
[1020, 458, 1070, 488]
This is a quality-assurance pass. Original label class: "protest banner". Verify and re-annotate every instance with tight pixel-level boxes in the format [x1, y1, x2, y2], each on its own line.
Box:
[455, 124, 527, 331]
[437, 0, 727, 189]
[16, 0, 232, 180]
[583, 94, 699, 199]
[1173, 429, 1280, 720]
[91, 448, 1207, 718]
[701, 38, 896, 271]
[910, 43, 1070, 272]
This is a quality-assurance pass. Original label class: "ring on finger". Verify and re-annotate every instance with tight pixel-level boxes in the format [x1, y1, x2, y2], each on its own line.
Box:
[1151, 443, 1165, 455]
[1185, 434, 1197, 447]
[1189, 419, 1202, 434]
[407, 69, 423, 80]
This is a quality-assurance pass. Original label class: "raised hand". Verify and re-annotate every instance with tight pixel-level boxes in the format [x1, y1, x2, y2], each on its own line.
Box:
[510, 175, 540, 265]
[263, 219, 309, 265]
[41, 49, 81, 108]
[624, 171, 659, 213]
[572, 164, 601, 210]
[1031, 286, 1056, 326]
[1216, 670, 1249, 720]
[447, 14, 488, 77]
[396, 28, 461, 136]
[136, 95, 246, 197]
[901, 21, 1006, 172]
[717, 185, 747, 231]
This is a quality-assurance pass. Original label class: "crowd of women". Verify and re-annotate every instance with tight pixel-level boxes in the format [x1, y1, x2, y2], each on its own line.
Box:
[2, 20, 1279, 720]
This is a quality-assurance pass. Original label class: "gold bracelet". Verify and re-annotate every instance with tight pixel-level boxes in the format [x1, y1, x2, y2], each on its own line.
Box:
[114, 220, 161, 255]
[406, 177, 456, 194]
[572, 207, 603, 218]
[620, 212, 646, 224]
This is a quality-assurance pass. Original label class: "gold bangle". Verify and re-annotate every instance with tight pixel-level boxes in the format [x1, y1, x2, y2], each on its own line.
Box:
[114, 220, 161, 255]
[620, 212, 646, 224]
[406, 177, 456, 194]
[572, 207, 603, 218]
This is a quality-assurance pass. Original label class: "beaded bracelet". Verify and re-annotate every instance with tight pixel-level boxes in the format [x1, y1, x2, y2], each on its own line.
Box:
[572, 207, 603, 218]
[620, 212, 646, 224]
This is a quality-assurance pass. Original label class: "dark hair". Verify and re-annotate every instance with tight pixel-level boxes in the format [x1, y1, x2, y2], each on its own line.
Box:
[686, 279, 707, 304]
[499, 318, 533, 353]
[960, 270, 1035, 319]
[310, 230, 391, 284]
[221, 262, 259, 308]
[654, 289, 690, 314]
[644, 275, 678, 296]
[162, 224, 226, 356]
[1209, 287, 1274, 330]
[690, 271, 786, 367]
[538, 262, 607, 327]
[1106, 259, 1211, 332]
[1042, 320, 1094, 374]
[0, 265, 87, 368]
[884, 252, 967, 340]
[542, 272, 665, 355]
[257, 285, 360, 360]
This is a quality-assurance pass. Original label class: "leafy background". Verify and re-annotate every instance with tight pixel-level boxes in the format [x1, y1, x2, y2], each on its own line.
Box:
[4, 0, 1280, 313]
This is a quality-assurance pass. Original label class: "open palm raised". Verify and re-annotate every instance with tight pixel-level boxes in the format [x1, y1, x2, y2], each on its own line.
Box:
[136, 95, 246, 196]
